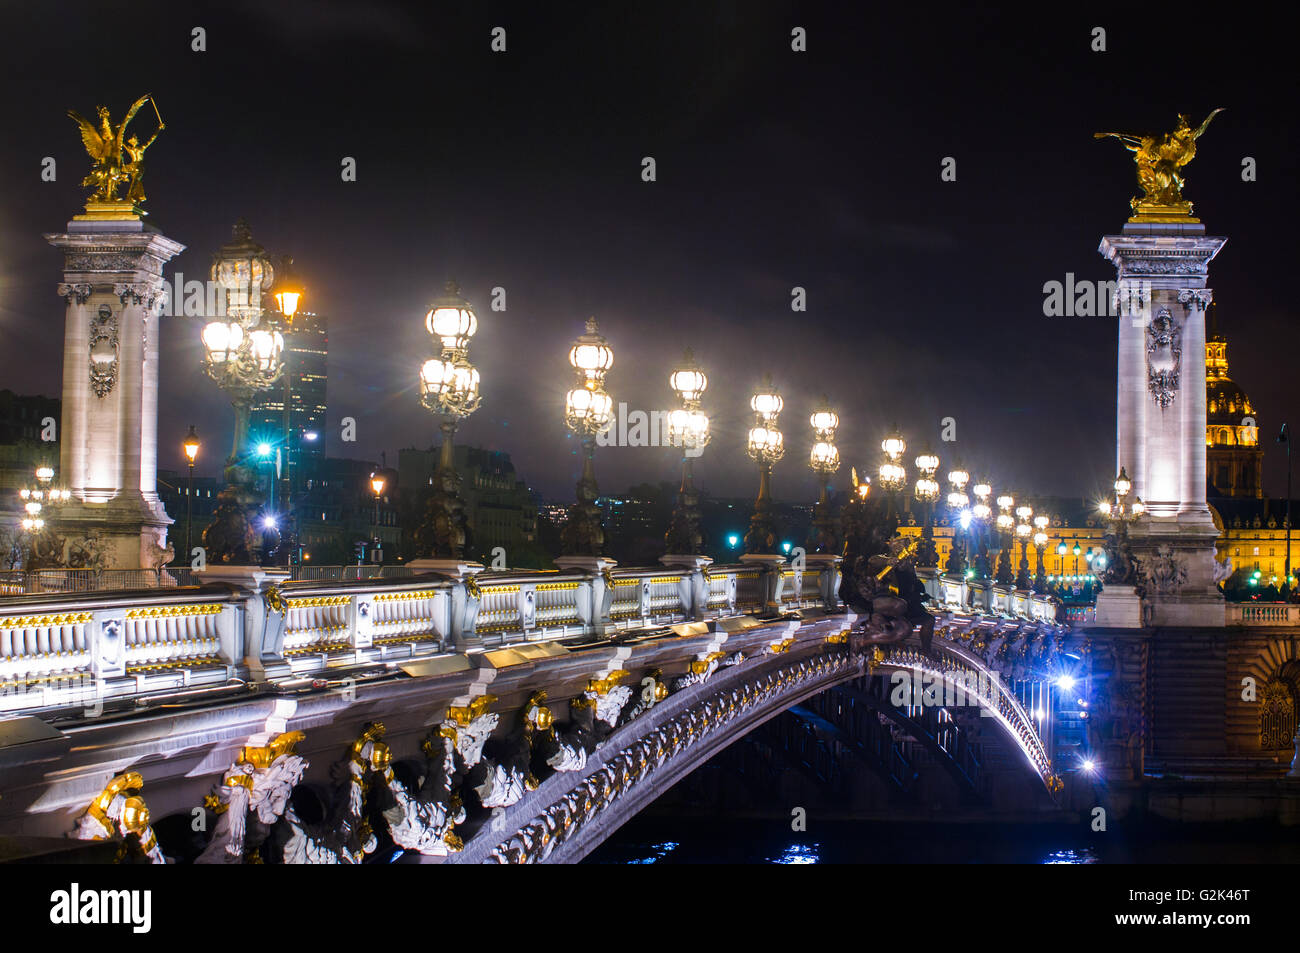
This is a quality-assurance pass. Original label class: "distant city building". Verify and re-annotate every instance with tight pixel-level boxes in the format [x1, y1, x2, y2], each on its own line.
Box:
[896, 321, 1295, 594]
[1205, 308, 1262, 498]
[398, 445, 542, 566]
[0, 390, 60, 497]
[540, 502, 570, 525]
[156, 469, 221, 562]
[296, 456, 399, 565]
[249, 311, 327, 495]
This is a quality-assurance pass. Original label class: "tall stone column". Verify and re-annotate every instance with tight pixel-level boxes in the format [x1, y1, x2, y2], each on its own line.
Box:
[1099, 221, 1226, 626]
[45, 217, 185, 571]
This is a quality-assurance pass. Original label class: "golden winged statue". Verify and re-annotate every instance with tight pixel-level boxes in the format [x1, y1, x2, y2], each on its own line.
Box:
[1095, 109, 1223, 221]
[67, 95, 164, 212]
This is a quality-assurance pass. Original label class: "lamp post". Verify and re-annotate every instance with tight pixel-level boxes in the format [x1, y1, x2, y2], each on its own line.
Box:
[269, 257, 305, 566]
[994, 492, 1015, 585]
[370, 472, 386, 563]
[200, 220, 284, 565]
[1097, 466, 1146, 585]
[971, 480, 993, 578]
[914, 447, 940, 567]
[743, 376, 785, 554]
[561, 318, 614, 556]
[1014, 501, 1033, 590]
[878, 425, 907, 522]
[945, 464, 970, 576]
[417, 281, 482, 559]
[809, 397, 841, 554]
[17, 466, 70, 568]
[1032, 514, 1050, 593]
[664, 348, 710, 555]
[182, 426, 199, 560]
[1279, 423, 1292, 599]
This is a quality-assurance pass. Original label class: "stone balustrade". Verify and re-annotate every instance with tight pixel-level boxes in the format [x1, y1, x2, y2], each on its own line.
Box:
[0, 556, 844, 717]
[1226, 603, 1300, 626]
[921, 569, 1063, 625]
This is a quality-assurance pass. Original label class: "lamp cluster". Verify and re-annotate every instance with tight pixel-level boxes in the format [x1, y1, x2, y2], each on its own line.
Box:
[201, 221, 285, 402]
[563, 318, 615, 437]
[420, 281, 482, 420]
[746, 377, 785, 466]
[18, 466, 70, 532]
[809, 399, 840, 474]
[667, 348, 710, 453]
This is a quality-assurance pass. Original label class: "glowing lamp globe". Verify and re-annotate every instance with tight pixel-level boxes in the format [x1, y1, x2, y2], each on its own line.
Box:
[668, 408, 710, 450]
[747, 425, 784, 457]
[1114, 468, 1132, 498]
[669, 350, 707, 404]
[201, 321, 243, 363]
[425, 281, 478, 352]
[569, 318, 614, 383]
[750, 390, 783, 420]
[810, 440, 840, 471]
[247, 328, 284, 373]
[810, 403, 839, 436]
[881, 429, 906, 461]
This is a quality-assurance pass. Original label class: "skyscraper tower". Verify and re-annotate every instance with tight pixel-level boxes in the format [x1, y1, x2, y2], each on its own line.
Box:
[249, 310, 327, 496]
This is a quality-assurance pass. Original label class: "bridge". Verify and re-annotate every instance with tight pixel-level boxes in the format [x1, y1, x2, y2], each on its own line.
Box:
[0, 557, 1095, 863]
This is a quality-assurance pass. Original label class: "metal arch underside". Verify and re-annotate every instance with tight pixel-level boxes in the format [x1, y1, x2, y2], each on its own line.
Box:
[450, 634, 1057, 864]
[811, 681, 982, 800]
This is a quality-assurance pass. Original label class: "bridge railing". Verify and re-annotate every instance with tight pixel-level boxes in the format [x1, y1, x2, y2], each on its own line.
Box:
[1226, 602, 1300, 626]
[0, 555, 846, 715]
[0, 585, 246, 713]
[922, 571, 1062, 624]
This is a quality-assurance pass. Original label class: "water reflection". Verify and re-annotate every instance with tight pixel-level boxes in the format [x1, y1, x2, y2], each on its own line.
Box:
[626, 841, 679, 864]
[1042, 848, 1097, 864]
[770, 843, 820, 864]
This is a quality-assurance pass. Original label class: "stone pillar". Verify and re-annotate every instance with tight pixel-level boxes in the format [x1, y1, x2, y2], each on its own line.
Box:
[1099, 221, 1227, 627]
[45, 217, 185, 571]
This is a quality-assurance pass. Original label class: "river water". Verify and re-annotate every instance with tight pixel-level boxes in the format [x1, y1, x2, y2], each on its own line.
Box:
[583, 816, 1300, 864]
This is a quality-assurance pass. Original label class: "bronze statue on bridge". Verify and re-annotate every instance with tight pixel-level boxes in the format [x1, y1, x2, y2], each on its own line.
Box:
[839, 487, 935, 653]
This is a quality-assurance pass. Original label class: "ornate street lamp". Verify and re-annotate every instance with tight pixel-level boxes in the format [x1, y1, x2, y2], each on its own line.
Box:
[200, 220, 284, 565]
[1032, 514, 1050, 593]
[561, 318, 614, 556]
[15, 465, 72, 567]
[945, 463, 970, 576]
[914, 446, 940, 567]
[1014, 502, 1034, 589]
[664, 348, 710, 555]
[417, 281, 482, 559]
[273, 257, 304, 321]
[1097, 466, 1146, 585]
[994, 491, 1015, 585]
[877, 425, 907, 521]
[370, 472, 386, 561]
[809, 396, 841, 554]
[182, 426, 199, 560]
[263, 255, 308, 566]
[743, 375, 785, 554]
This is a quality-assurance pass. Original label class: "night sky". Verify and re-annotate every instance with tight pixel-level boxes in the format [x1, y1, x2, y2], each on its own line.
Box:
[1, 3, 1295, 505]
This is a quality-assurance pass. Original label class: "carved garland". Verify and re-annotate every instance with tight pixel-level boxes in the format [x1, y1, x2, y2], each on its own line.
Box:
[1145, 308, 1181, 409]
[88, 304, 119, 398]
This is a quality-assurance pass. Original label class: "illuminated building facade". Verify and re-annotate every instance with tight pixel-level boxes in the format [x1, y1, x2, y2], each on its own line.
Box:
[1205, 308, 1263, 498]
